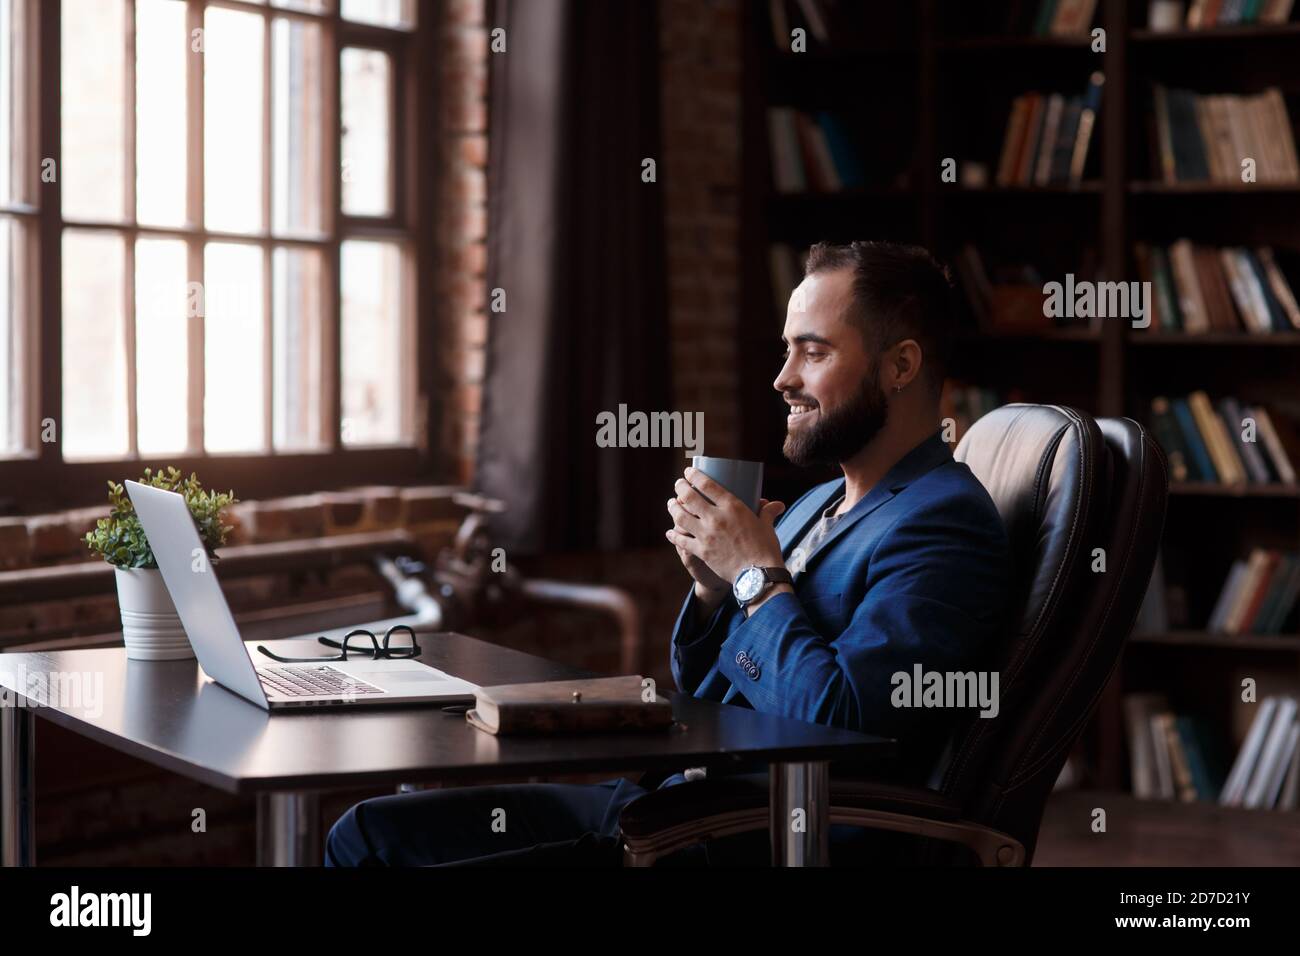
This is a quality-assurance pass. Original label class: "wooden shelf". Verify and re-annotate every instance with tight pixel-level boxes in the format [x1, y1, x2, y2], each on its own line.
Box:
[941, 182, 1103, 195]
[1169, 481, 1300, 497]
[768, 47, 916, 63]
[1131, 23, 1300, 43]
[937, 34, 1093, 50]
[958, 327, 1100, 343]
[1131, 630, 1300, 650]
[1130, 181, 1300, 194]
[1129, 332, 1300, 345]
[768, 187, 914, 202]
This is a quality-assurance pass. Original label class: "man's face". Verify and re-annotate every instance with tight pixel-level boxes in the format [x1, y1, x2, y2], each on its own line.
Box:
[774, 268, 889, 468]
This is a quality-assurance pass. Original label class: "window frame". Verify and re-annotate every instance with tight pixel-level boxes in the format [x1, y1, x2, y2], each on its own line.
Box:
[1, 0, 440, 513]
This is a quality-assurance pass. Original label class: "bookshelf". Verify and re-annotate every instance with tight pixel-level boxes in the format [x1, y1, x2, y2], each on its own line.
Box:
[740, 0, 1300, 809]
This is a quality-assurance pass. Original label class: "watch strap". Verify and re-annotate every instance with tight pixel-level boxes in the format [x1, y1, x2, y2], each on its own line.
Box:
[760, 567, 793, 586]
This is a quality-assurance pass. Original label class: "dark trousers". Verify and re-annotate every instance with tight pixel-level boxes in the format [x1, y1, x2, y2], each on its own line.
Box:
[324, 772, 908, 867]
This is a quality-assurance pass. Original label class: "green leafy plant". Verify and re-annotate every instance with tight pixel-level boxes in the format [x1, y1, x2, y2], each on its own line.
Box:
[84, 467, 238, 570]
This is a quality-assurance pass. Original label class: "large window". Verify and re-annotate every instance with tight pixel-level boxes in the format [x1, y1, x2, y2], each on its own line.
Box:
[1, 0, 430, 507]
[0, 0, 37, 459]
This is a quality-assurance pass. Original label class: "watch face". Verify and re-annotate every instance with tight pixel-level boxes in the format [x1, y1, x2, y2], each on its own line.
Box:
[734, 566, 765, 602]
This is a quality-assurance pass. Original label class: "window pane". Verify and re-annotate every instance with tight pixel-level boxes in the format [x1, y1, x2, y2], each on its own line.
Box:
[136, 0, 187, 227]
[273, 0, 328, 12]
[204, 7, 264, 233]
[135, 237, 188, 454]
[272, 18, 325, 235]
[341, 48, 392, 217]
[63, 230, 128, 458]
[204, 243, 265, 452]
[341, 0, 414, 28]
[62, 0, 127, 222]
[273, 247, 324, 450]
[0, 217, 25, 454]
[0, 0, 31, 205]
[341, 240, 405, 445]
[0, 219, 11, 451]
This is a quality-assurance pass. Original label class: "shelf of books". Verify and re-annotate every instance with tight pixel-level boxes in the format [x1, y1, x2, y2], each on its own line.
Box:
[1121, 0, 1300, 813]
[744, 0, 1300, 811]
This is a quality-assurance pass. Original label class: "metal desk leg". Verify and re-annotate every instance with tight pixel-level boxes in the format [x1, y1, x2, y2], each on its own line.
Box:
[256, 791, 321, 867]
[1, 703, 35, 867]
[769, 761, 829, 867]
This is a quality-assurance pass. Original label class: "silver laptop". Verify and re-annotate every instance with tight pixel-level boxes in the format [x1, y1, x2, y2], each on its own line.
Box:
[125, 480, 480, 711]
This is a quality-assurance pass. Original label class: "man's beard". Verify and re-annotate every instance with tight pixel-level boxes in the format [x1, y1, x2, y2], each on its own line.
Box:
[783, 364, 889, 468]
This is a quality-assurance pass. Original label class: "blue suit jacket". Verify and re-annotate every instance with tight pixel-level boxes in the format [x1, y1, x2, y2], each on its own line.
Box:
[669, 431, 1013, 781]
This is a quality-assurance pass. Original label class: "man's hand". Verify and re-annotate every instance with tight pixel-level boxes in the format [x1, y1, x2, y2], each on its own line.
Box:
[665, 466, 785, 591]
[671, 542, 730, 613]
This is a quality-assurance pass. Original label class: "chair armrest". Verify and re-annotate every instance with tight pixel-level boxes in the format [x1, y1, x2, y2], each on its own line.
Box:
[619, 774, 1024, 866]
[620, 773, 961, 837]
[620, 774, 770, 839]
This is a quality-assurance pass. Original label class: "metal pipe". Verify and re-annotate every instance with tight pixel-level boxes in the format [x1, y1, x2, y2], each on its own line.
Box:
[1, 703, 35, 867]
[372, 555, 444, 628]
[256, 791, 321, 867]
[770, 761, 830, 867]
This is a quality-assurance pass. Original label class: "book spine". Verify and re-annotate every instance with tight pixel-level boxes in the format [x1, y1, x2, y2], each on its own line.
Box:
[1189, 390, 1245, 482]
[1256, 247, 1300, 329]
[1070, 72, 1106, 184]
[1225, 548, 1268, 632]
[1253, 406, 1297, 482]
[1208, 559, 1249, 632]
[997, 96, 1030, 186]
[1221, 396, 1273, 482]
[1221, 696, 1279, 805]
[1258, 558, 1300, 633]
[1151, 396, 1193, 481]
[1151, 245, 1185, 331]
[1171, 396, 1217, 480]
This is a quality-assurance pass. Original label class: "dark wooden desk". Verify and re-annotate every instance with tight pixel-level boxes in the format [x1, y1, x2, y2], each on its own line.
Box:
[0, 632, 892, 867]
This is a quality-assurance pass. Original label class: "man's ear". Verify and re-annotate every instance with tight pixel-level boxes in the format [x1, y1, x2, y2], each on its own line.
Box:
[888, 339, 924, 391]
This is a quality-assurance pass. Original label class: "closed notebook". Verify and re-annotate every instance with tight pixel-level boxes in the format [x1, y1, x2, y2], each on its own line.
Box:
[465, 675, 674, 735]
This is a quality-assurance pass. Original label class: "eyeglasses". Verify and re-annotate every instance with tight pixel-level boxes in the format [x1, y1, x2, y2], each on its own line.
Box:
[256, 625, 422, 665]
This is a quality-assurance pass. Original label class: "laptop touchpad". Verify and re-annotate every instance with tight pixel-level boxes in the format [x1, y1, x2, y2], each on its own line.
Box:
[371, 670, 447, 684]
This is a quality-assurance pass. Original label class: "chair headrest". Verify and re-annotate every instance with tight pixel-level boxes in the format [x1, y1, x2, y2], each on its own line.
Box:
[954, 404, 1107, 682]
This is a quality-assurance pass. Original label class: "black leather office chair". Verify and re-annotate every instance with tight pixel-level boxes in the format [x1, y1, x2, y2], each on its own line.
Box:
[619, 405, 1169, 866]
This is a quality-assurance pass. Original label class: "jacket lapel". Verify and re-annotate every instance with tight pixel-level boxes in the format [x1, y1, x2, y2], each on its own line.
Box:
[789, 431, 954, 576]
[777, 480, 844, 559]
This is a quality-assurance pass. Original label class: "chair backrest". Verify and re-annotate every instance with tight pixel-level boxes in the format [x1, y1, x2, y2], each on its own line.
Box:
[932, 405, 1167, 861]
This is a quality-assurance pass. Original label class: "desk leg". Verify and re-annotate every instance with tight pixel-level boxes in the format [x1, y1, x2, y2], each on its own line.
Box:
[769, 761, 829, 867]
[256, 791, 320, 867]
[1, 704, 35, 867]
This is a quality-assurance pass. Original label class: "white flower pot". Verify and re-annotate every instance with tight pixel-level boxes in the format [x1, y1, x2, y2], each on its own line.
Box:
[115, 567, 195, 661]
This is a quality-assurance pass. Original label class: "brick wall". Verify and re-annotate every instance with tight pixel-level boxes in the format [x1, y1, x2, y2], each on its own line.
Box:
[0, 485, 467, 648]
[434, 0, 491, 487]
[660, 0, 743, 459]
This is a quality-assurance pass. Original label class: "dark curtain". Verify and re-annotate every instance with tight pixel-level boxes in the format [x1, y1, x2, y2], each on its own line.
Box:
[477, 0, 674, 555]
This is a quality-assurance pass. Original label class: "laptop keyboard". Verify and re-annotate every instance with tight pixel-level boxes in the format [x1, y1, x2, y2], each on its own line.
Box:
[258, 664, 386, 699]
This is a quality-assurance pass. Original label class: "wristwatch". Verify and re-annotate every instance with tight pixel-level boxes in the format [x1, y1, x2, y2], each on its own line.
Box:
[732, 565, 794, 608]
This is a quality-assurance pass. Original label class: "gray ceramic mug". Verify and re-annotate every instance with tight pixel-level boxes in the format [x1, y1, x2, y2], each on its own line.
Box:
[689, 457, 764, 513]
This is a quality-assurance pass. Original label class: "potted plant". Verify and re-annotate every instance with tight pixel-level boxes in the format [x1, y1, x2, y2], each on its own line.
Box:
[84, 467, 238, 661]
